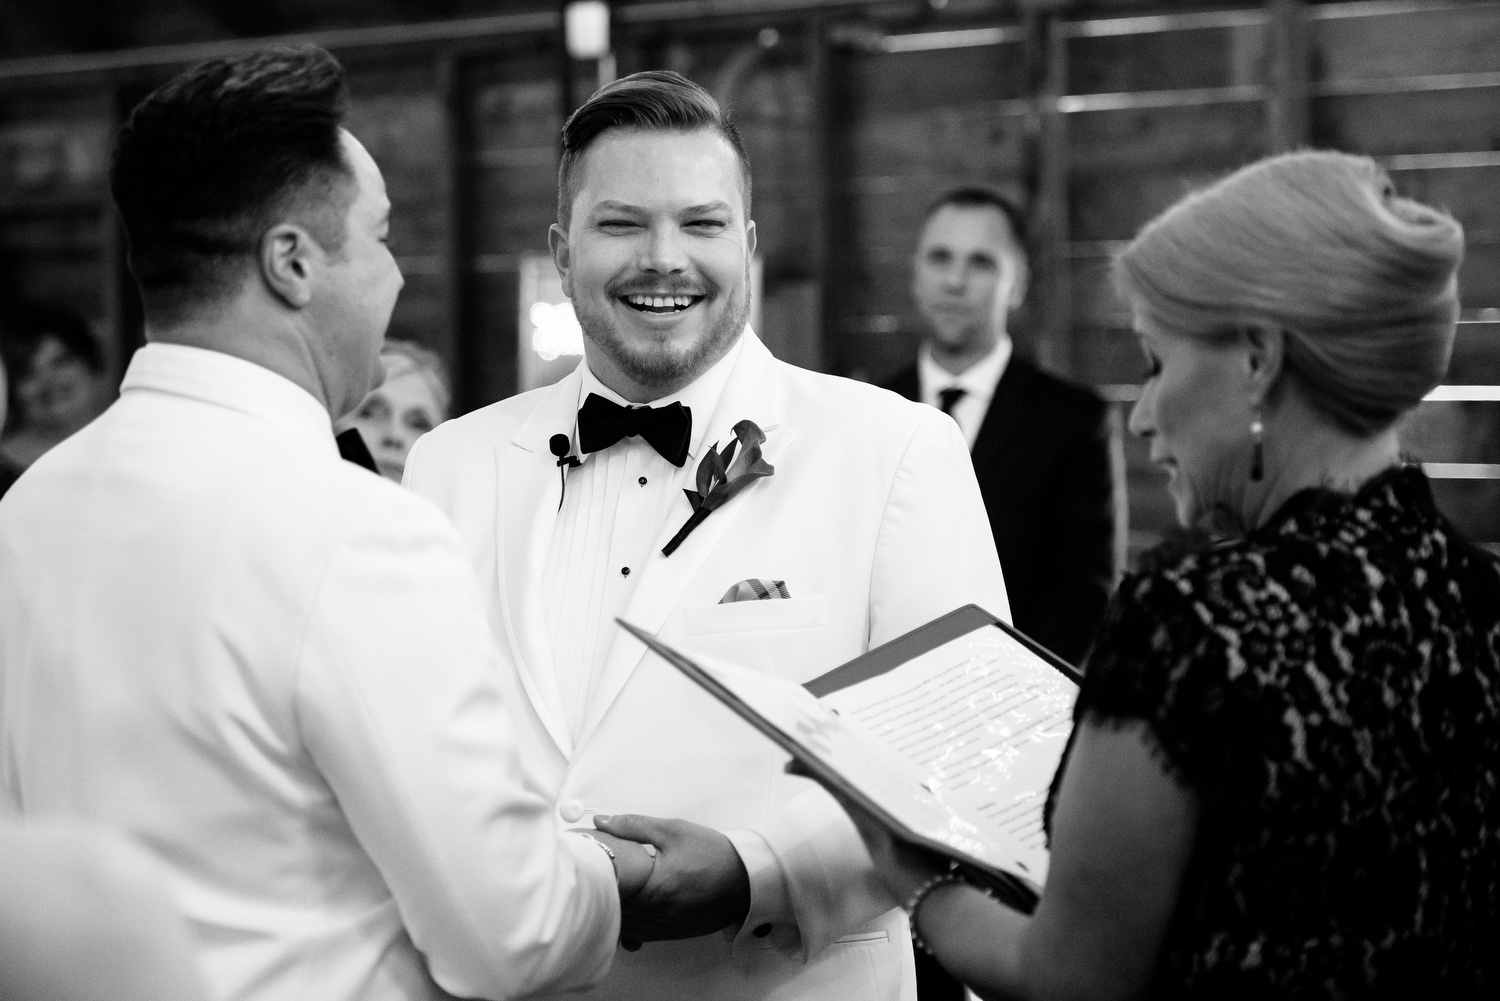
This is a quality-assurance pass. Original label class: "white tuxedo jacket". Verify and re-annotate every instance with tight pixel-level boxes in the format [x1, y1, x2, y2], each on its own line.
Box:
[405, 330, 1009, 1001]
[0, 344, 619, 1001]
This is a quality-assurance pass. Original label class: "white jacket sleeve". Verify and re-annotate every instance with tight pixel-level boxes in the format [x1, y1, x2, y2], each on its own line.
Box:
[293, 493, 619, 1000]
[739, 407, 1010, 959]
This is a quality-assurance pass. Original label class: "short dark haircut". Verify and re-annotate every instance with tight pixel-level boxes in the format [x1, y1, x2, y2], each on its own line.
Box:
[924, 187, 1029, 255]
[111, 45, 354, 327]
[557, 70, 752, 229]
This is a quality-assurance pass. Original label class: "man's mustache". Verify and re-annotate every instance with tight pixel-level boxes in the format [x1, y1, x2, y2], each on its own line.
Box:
[608, 276, 715, 298]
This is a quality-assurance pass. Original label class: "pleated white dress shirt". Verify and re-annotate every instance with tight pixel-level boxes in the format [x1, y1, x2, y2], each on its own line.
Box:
[917, 334, 1012, 448]
[542, 337, 744, 741]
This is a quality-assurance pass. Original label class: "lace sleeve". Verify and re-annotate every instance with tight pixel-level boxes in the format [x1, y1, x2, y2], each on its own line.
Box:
[1076, 563, 1268, 808]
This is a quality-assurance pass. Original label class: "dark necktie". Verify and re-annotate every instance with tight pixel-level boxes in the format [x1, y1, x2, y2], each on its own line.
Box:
[335, 428, 379, 473]
[937, 386, 967, 416]
[576, 393, 693, 467]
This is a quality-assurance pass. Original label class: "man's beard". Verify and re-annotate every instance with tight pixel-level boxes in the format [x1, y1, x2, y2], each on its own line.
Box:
[923, 309, 991, 356]
[574, 266, 750, 395]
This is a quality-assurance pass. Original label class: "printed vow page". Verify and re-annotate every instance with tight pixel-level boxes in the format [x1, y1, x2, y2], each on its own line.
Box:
[818, 628, 1077, 885]
[622, 617, 1077, 893]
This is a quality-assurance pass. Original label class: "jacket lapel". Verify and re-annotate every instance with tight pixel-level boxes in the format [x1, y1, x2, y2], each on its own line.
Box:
[495, 367, 583, 759]
[574, 333, 796, 747]
[970, 355, 1032, 475]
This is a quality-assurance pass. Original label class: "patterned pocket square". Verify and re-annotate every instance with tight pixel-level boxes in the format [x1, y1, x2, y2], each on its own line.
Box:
[719, 579, 791, 603]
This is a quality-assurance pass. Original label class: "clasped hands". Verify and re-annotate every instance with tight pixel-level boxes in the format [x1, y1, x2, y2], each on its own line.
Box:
[574, 814, 751, 951]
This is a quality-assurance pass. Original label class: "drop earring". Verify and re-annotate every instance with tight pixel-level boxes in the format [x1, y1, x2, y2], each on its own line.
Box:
[1249, 413, 1265, 482]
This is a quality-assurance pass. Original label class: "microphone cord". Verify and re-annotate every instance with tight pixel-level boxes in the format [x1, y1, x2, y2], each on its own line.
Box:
[549, 433, 581, 509]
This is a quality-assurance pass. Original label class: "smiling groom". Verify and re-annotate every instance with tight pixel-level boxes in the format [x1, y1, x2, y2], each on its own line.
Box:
[405, 71, 1008, 1001]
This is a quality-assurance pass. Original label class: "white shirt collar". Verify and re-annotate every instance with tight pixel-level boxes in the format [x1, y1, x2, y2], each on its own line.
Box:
[120, 342, 337, 457]
[918, 334, 1012, 406]
[573, 330, 748, 464]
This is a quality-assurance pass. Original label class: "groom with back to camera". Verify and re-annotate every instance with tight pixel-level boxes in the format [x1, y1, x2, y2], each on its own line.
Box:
[405, 71, 1009, 1000]
[0, 46, 651, 1001]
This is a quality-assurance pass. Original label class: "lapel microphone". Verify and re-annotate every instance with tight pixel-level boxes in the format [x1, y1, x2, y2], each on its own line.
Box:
[549, 433, 581, 509]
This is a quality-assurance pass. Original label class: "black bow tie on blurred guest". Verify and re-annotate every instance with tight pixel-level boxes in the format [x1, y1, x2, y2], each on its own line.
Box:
[576, 393, 693, 467]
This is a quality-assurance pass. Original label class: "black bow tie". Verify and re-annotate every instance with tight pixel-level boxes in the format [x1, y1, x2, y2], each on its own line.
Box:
[576, 393, 693, 467]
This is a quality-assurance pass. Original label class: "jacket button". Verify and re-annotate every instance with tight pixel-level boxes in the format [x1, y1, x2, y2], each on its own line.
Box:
[753, 923, 772, 938]
[559, 799, 585, 823]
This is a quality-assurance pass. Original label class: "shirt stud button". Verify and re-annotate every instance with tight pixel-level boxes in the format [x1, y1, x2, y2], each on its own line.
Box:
[753, 923, 773, 938]
[621, 567, 631, 576]
[638, 476, 647, 486]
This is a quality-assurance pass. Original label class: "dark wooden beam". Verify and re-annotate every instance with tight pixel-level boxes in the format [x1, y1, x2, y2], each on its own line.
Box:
[1024, 3, 1074, 376]
[807, 16, 836, 374]
[0, 0, 923, 87]
[190, 0, 290, 40]
[435, 49, 480, 414]
[0, 10, 558, 86]
[5, 0, 132, 52]
[557, 0, 576, 125]
[1266, 0, 1310, 152]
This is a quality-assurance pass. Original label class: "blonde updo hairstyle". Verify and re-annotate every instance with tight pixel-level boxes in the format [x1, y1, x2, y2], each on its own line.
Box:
[1113, 150, 1464, 435]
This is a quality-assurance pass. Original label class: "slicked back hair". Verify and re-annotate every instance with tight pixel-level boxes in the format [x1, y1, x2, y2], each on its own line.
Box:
[923, 187, 1030, 258]
[557, 69, 751, 229]
[111, 45, 354, 328]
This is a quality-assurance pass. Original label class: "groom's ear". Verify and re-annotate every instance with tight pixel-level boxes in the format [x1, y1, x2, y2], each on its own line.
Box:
[549, 223, 574, 299]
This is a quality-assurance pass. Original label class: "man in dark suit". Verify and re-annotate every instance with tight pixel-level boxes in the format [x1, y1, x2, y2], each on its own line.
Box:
[885, 188, 1117, 669]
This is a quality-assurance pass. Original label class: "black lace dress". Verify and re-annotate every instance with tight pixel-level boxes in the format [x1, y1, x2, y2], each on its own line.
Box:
[1045, 466, 1500, 998]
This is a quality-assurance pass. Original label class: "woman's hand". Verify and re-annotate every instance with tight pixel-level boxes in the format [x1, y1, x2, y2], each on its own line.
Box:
[785, 759, 946, 904]
[572, 830, 656, 900]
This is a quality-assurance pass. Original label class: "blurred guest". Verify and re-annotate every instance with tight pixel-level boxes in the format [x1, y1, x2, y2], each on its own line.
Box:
[0, 350, 20, 498]
[336, 339, 450, 481]
[0, 302, 107, 469]
[834, 151, 1500, 998]
[883, 190, 1115, 667]
[0, 45, 649, 1001]
[0, 822, 209, 1001]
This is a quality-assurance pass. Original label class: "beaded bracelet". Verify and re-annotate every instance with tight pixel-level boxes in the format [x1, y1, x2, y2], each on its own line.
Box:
[902, 868, 966, 957]
[570, 832, 617, 867]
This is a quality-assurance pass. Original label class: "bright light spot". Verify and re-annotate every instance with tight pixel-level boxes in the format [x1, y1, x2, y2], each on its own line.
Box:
[530, 301, 585, 361]
[565, 0, 610, 59]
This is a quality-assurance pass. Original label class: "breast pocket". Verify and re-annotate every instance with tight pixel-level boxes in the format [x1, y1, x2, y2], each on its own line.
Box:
[683, 595, 831, 637]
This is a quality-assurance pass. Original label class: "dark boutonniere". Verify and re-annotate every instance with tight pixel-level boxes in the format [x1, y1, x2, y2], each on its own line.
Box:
[662, 419, 775, 556]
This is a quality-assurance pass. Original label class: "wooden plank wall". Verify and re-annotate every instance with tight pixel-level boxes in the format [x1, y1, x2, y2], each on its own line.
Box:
[0, 0, 1496, 556]
[831, 1, 1500, 556]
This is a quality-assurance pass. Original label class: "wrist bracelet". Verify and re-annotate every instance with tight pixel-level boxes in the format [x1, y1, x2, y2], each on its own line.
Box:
[570, 832, 617, 870]
[902, 869, 964, 957]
